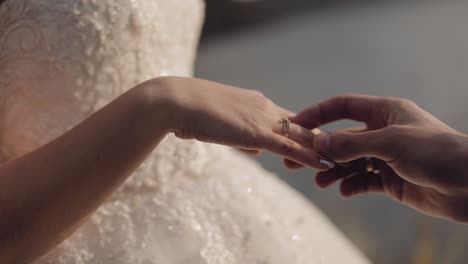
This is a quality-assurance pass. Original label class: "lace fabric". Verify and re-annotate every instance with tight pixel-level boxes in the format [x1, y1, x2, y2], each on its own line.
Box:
[0, 0, 368, 263]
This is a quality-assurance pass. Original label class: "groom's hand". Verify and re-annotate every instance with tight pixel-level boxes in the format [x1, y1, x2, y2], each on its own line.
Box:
[285, 94, 468, 223]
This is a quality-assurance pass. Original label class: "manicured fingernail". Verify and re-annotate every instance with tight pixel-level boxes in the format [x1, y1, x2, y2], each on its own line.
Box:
[319, 159, 336, 169]
[315, 132, 331, 155]
[311, 128, 322, 136]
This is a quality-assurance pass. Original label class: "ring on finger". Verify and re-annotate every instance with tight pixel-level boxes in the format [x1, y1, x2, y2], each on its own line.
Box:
[279, 118, 291, 137]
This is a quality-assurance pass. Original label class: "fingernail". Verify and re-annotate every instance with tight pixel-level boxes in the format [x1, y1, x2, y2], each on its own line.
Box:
[315, 132, 331, 155]
[319, 159, 336, 169]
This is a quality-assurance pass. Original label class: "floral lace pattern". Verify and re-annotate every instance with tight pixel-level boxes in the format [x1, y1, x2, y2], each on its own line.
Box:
[0, 1, 368, 263]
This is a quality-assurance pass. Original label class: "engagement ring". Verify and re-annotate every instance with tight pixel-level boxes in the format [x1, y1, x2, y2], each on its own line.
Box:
[279, 118, 291, 137]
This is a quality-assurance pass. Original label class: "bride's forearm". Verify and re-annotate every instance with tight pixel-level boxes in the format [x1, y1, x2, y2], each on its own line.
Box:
[0, 78, 173, 263]
[0, 75, 323, 263]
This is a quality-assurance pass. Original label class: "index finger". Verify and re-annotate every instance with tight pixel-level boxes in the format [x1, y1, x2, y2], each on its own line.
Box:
[291, 94, 386, 129]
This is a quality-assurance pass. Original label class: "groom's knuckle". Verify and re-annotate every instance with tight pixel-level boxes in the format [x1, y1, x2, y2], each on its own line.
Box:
[333, 93, 355, 104]
[386, 97, 416, 111]
[328, 95, 345, 106]
[331, 135, 351, 157]
[262, 97, 273, 107]
[251, 90, 264, 97]
[397, 97, 413, 105]
[399, 98, 418, 111]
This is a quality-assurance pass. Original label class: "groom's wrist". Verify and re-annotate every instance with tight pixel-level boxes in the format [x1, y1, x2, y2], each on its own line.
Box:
[449, 133, 468, 193]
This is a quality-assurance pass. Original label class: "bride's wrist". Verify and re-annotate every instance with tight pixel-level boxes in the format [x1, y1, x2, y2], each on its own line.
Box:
[134, 77, 183, 134]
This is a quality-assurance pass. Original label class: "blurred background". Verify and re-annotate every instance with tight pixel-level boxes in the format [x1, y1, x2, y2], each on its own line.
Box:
[196, 0, 468, 263]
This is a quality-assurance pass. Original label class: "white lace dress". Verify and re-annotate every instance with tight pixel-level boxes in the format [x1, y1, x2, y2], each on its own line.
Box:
[0, 0, 369, 263]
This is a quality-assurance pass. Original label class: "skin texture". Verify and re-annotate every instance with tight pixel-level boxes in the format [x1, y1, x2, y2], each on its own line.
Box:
[0, 77, 321, 263]
[163, 77, 323, 167]
[286, 94, 468, 223]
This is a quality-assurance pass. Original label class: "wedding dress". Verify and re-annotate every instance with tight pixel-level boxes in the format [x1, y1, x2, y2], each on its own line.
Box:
[0, 0, 369, 263]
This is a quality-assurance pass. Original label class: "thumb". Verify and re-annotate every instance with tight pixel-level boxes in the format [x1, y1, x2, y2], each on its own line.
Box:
[314, 129, 403, 162]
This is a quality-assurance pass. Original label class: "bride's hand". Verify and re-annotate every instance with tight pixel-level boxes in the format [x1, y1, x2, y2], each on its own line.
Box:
[148, 76, 326, 169]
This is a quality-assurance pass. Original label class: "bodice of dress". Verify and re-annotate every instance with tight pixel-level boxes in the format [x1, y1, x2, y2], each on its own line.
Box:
[0, 0, 204, 161]
[0, 1, 369, 263]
